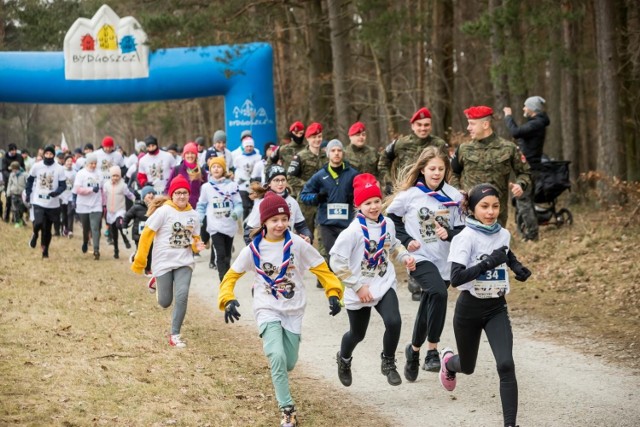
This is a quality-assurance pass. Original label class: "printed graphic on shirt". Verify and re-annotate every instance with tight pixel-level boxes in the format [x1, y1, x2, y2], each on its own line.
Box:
[259, 254, 297, 299]
[168, 217, 196, 248]
[417, 206, 450, 243]
[148, 162, 164, 181]
[100, 159, 113, 180]
[38, 172, 55, 196]
[211, 196, 232, 218]
[361, 232, 391, 278]
[472, 252, 508, 299]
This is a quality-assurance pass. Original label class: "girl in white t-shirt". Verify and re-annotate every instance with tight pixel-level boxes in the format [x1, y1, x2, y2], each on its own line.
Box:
[218, 192, 343, 427]
[131, 175, 205, 349]
[385, 146, 465, 382]
[72, 153, 103, 259]
[197, 156, 243, 280]
[103, 166, 135, 259]
[439, 183, 531, 427]
[244, 165, 312, 245]
[330, 173, 416, 387]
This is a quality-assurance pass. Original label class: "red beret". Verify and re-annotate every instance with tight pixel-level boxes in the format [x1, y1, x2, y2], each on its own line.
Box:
[102, 136, 114, 148]
[464, 106, 494, 119]
[410, 107, 432, 123]
[348, 122, 366, 136]
[305, 122, 323, 138]
[289, 121, 305, 133]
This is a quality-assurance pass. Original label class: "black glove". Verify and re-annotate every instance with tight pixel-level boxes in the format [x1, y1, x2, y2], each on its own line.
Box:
[317, 191, 328, 203]
[328, 296, 341, 316]
[511, 263, 532, 282]
[224, 300, 241, 324]
[48, 191, 58, 198]
[481, 246, 509, 270]
[92, 185, 100, 193]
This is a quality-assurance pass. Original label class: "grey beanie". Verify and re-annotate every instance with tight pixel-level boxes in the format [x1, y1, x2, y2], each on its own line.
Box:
[139, 186, 157, 200]
[213, 130, 226, 143]
[85, 153, 98, 164]
[240, 129, 252, 140]
[325, 139, 344, 152]
[524, 96, 546, 113]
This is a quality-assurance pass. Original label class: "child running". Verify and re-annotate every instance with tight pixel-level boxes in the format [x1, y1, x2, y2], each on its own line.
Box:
[243, 165, 312, 245]
[72, 153, 103, 259]
[131, 175, 205, 348]
[218, 191, 343, 427]
[197, 156, 243, 278]
[439, 183, 531, 427]
[103, 166, 135, 259]
[60, 155, 76, 237]
[385, 146, 465, 381]
[330, 173, 416, 387]
[123, 186, 156, 284]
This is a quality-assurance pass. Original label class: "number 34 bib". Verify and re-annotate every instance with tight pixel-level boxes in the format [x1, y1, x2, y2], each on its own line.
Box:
[471, 264, 509, 299]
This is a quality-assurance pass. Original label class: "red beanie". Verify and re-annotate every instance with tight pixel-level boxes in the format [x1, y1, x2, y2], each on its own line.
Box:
[353, 173, 382, 207]
[102, 136, 114, 148]
[260, 192, 290, 224]
[348, 122, 366, 136]
[168, 175, 190, 198]
[182, 142, 198, 156]
[464, 106, 494, 119]
[305, 122, 323, 138]
[410, 107, 432, 123]
[289, 121, 305, 133]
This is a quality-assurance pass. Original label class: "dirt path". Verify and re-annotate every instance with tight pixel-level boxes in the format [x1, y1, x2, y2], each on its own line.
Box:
[190, 238, 640, 427]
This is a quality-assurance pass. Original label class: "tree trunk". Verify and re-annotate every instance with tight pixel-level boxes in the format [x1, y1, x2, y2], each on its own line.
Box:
[305, 0, 334, 129]
[561, 0, 581, 185]
[431, 0, 454, 139]
[327, 0, 351, 141]
[489, 0, 510, 137]
[547, 24, 564, 161]
[594, 0, 623, 187]
[621, 0, 640, 181]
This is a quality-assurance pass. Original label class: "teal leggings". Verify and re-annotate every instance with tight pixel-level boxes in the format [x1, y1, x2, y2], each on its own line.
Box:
[260, 321, 301, 409]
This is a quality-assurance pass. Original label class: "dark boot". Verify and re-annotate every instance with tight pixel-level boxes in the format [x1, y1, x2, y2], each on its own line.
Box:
[404, 344, 420, 382]
[423, 349, 441, 372]
[336, 352, 352, 387]
[381, 353, 402, 386]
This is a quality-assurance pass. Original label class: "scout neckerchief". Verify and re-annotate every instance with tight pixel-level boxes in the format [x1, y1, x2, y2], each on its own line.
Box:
[415, 179, 459, 207]
[250, 229, 293, 299]
[210, 179, 238, 201]
[357, 212, 386, 267]
[465, 217, 502, 235]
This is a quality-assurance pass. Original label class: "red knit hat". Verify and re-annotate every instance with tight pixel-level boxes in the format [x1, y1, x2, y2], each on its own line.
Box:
[348, 122, 366, 136]
[353, 173, 382, 207]
[410, 107, 432, 123]
[305, 122, 323, 138]
[289, 121, 305, 133]
[464, 106, 494, 119]
[102, 136, 114, 148]
[260, 192, 290, 224]
[168, 175, 190, 198]
[182, 142, 198, 155]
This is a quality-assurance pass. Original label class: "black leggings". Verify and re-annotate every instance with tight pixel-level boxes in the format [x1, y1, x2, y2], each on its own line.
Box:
[340, 288, 401, 359]
[446, 291, 518, 427]
[410, 261, 449, 347]
[211, 232, 233, 280]
[33, 205, 60, 251]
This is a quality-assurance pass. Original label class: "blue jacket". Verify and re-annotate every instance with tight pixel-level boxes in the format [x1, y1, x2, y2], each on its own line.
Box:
[300, 162, 359, 229]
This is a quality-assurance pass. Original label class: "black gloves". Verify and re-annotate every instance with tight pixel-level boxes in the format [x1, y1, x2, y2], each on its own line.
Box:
[481, 246, 509, 270]
[317, 191, 328, 203]
[328, 296, 341, 316]
[92, 185, 100, 193]
[511, 263, 532, 282]
[224, 300, 241, 323]
[48, 191, 58, 198]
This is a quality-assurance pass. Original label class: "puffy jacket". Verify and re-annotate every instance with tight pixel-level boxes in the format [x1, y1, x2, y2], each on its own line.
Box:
[300, 162, 359, 229]
[122, 200, 148, 242]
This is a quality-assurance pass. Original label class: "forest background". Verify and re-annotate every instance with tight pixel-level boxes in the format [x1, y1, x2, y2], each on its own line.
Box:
[0, 0, 638, 189]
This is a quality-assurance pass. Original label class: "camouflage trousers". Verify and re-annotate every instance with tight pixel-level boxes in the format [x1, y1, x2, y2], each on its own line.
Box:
[299, 202, 327, 259]
[515, 186, 539, 241]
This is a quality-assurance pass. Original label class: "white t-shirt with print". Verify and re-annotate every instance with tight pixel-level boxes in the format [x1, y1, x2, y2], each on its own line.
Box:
[230, 233, 325, 334]
[60, 168, 76, 204]
[138, 151, 177, 194]
[246, 194, 305, 230]
[448, 226, 512, 299]
[95, 149, 125, 182]
[386, 183, 464, 280]
[145, 204, 201, 278]
[72, 168, 103, 214]
[29, 161, 66, 209]
[330, 216, 404, 310]
[198, 179, 242, 237]
[232, 151, 261, 191]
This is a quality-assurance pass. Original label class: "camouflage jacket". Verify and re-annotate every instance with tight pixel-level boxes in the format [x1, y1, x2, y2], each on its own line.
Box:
[286, 147, 328, 197]
[344, 144, 379, 175]
[450, 132, 531, 208]
[378, 133, 447, 186]
[267, 140, 307, 171]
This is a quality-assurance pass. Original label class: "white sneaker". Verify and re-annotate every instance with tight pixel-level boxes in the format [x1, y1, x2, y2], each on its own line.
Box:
[129, 252, 135, 264]
[169, 334, 186, 348]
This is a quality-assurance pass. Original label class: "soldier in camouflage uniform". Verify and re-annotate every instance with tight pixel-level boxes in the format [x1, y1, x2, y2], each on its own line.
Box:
[267, 121, 306, 178]
[378, 107, 447, 195]
[344, 121, 379, 175]
[286, 122, 327, 238]
[450, 105, 531, 227]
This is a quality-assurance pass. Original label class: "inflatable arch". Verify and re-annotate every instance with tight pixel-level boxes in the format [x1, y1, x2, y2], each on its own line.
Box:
[0, 5, 277, 151]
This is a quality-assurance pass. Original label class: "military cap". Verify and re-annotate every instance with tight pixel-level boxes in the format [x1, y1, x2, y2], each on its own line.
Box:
[410, 107, 432, 123]
[464, 106, 494, 119]
[348, 122, 366, 136]
[305, 122, 323, 138]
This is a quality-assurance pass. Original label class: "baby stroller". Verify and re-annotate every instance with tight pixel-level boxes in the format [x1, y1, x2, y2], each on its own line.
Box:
[516, 157, 573, 231]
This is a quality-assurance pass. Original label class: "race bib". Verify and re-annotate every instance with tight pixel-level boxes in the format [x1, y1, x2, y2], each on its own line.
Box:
[472, 265, 508, 299]
[327, 203, 349, 220]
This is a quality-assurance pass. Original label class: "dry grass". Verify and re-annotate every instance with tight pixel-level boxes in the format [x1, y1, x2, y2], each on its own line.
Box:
[0, 222, 388, 427]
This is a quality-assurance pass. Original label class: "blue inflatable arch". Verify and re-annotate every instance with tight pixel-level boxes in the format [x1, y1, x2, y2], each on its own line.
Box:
[0, 43, 277, 151]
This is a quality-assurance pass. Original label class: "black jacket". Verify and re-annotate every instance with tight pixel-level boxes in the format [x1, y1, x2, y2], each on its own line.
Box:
[122, 201, 148, 242]
[504, 112, 550, 166]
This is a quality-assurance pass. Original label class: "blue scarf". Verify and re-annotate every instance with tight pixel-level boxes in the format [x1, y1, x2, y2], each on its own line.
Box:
[250, 229, 293, 299]
[210, 179, 239, 201]
[415, 181, 459, 207]
[465, 217, 502, 235]
[357, 212, 386, 267]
